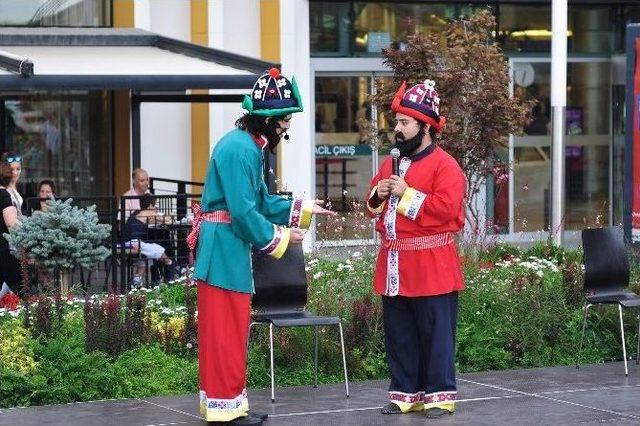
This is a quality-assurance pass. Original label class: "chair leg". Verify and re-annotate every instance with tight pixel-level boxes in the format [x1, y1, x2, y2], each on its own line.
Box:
[576, 302, 591, 369]
[636, 312, 640, 366]
[313, 326, 319, 388]
[338, 321, 349, 398]
[618, 305, 629, 376]
[618, 304, 629, 376]
[269, 323, 275, 403]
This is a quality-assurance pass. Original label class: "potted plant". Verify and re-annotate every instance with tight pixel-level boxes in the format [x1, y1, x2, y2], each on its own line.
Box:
[4, 198, 111, 294]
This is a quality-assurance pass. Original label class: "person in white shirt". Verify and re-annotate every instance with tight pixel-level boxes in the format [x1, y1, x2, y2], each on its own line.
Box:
[121, 168, 150, 219]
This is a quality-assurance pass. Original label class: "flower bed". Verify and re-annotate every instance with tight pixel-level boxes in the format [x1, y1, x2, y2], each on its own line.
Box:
[1, 243, 638, 408]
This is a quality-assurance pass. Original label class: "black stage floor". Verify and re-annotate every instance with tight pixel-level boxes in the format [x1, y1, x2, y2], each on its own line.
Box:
[3, 361, 640, 425]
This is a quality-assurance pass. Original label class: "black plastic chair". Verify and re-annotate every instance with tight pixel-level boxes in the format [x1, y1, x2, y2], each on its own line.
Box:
[577, 226, 640, 375]
[249, 244, 349, 402]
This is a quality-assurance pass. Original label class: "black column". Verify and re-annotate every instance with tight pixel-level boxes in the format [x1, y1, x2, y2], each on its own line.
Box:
[131, 91, 141, 169]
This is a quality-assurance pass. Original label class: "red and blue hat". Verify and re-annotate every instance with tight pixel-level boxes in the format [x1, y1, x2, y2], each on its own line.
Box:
[391, 79, 446, 132]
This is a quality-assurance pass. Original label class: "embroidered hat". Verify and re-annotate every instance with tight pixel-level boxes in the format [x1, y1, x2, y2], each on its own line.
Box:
[391, 79, 446, 132]
[242, 68, 303, 117]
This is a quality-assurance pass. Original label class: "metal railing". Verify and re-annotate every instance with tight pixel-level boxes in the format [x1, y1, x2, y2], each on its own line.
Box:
[117, 193, 201, 293]
[20, 175, 292, 294]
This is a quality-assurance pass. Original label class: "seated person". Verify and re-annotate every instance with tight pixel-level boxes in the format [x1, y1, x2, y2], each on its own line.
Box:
[120, 168, 150, 220]
[32, 179, 56, 213]
[125, 194, 180, 286]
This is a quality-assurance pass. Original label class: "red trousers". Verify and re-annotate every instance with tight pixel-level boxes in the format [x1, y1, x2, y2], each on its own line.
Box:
[197, 281, 251, 422]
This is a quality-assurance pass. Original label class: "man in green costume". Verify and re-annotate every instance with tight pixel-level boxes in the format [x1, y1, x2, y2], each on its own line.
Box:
[188, 68, 335, 425]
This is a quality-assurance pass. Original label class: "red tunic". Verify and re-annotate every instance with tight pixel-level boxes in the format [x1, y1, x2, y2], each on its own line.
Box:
[367, 145, 466, 297]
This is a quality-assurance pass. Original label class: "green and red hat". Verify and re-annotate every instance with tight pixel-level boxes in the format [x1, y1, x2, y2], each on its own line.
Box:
[242, 68, 303, 117]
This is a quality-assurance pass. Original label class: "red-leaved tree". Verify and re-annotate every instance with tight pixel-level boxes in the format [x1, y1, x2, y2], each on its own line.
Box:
[367, 11, 533, 244]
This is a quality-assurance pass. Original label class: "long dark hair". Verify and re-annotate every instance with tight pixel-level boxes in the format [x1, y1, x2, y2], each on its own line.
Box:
[428, 125, 437, 141]
[38, 179, 56, 195]
[235, 113, 286, 153]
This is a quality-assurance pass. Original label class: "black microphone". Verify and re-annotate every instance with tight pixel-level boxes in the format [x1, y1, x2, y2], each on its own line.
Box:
[283, 131, 289, 140]
[390, 148, 400, 176]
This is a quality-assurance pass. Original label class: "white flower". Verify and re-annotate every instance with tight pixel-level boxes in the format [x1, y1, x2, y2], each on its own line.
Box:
[313, 271, 324, 280]
[352, 251, 362, 258]
[186, 343, 193, 349]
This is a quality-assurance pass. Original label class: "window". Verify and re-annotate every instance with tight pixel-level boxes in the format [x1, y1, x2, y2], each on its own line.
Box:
[498, 4, 613, 54]
[1, 91, 113, 198]
[310, 1, 488, 57]
[0, 0, 111, 27]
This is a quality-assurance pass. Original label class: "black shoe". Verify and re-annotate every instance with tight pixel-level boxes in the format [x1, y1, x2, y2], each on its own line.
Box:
[425, 407, 453, 418]
[248, 411, 268, 421]
[221, 414, 264, 425]
[164, 263, 180, 282]
[381, 402, 403, 414]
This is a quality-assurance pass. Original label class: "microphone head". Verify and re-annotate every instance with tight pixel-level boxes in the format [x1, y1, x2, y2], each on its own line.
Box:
[283, 132, 290, 140]
[390, 148, 401, 159]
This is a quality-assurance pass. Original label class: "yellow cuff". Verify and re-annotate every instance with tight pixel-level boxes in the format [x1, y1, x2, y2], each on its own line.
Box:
[199, 390, 249, 422]
[395, 187, 426, 220]
[395, 401, 425, 413]
[299, 200, 314, 230]
[424, 401, 455, 412]
[269, 227, 290, 259]
[367, 186, 386, 214]
[200, 400, 249, 422]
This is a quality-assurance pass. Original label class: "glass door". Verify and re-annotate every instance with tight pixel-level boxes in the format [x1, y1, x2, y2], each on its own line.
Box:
[506, 57, 612, 233]
[313, 72, 393, 243]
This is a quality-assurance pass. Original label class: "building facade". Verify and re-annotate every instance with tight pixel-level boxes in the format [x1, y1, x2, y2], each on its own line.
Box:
[0, 0, 637, 244]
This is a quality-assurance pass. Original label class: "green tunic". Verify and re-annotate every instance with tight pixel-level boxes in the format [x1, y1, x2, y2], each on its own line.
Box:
[193, 129, 293, 294]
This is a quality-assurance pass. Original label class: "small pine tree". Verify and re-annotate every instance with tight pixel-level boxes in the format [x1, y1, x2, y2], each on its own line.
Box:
[4, 198, 111, 273]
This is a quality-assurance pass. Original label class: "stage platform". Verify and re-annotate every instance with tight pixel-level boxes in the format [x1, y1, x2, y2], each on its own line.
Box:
[3, 361, 640, 425]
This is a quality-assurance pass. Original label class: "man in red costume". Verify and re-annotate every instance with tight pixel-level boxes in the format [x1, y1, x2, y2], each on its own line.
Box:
[367, 79, 465, 418]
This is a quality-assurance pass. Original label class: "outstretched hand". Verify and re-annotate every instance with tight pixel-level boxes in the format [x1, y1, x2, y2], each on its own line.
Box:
[312, 200, 337, 216]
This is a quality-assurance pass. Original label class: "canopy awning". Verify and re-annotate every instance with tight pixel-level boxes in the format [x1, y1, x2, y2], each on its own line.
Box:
[0, 27, 274, 91]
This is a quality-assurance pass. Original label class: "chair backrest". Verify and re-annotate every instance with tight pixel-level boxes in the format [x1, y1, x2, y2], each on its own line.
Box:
[582, 226, 629, 291]
[251, 244, 308, 312]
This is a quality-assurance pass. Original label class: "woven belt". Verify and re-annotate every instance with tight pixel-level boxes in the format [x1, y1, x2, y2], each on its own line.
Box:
[382, 232, 453, 251]
[186, 202, 232, 252]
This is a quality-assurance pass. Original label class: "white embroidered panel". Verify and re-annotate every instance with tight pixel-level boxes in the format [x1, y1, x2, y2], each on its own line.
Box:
[383, 157, 412, 296]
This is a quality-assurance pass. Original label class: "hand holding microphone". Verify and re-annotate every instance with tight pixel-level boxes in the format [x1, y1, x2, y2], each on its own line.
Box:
[375, 148, 401, 200]
[391, 148, 400, 176]
[385, 148, 408, 197]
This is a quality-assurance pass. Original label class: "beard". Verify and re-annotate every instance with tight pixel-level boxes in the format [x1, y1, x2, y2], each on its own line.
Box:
[393, 126, 424, 157]
[264, 123, 284, 152]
